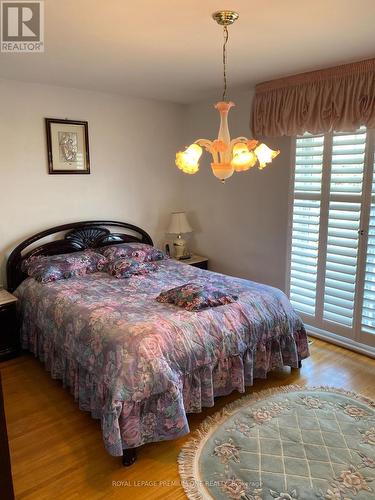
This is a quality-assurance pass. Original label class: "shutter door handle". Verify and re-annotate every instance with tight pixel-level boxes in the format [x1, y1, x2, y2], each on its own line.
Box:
[358, 229, 366, 236]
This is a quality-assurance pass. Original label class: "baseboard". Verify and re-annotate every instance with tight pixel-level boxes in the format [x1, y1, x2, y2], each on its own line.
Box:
[306, 326, 375, 359]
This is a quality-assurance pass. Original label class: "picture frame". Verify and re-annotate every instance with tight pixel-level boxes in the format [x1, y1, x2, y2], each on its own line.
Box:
[45, 118, 90, 174]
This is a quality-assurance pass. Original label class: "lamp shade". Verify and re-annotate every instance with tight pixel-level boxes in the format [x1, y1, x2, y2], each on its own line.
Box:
[167, 212, 193, 234]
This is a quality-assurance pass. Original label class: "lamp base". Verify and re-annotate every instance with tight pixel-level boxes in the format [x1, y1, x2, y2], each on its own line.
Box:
[173, 236, 191, 259]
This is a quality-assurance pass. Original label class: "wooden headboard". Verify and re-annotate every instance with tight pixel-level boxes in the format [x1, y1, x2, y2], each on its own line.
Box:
[6, 220, 153, 292]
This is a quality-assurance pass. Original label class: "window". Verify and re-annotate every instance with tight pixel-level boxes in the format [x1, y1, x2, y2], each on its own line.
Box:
[288, 128, 375, 349]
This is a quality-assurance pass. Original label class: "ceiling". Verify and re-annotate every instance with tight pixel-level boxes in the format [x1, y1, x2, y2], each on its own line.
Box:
[1, 0, 374, 103]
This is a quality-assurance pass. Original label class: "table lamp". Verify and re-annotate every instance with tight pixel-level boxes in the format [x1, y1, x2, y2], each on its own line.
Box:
[167, 212, 193, 259]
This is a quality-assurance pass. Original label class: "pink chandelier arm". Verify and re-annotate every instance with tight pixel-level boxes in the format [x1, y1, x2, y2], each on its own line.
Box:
[194, 139, 218, 163]
[194, 139, 213, 148]
[230, 137, 250, 148]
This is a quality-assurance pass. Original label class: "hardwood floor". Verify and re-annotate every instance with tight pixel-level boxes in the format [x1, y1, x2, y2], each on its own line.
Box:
[1, 339, 375, 499]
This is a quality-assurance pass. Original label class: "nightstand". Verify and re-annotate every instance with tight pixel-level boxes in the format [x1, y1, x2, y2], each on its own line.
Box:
[0, 289, 19, 362]
[174, 254, 208, 270]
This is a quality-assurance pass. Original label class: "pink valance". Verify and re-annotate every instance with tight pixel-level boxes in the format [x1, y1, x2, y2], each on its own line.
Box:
[251, 58, 375, 137]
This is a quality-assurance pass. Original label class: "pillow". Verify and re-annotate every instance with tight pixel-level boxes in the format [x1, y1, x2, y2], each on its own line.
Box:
[105, 257, 158, 279]
[99, 243, 167, 263]
[21, 250, 107, 284]
[156, 282, 238, 311]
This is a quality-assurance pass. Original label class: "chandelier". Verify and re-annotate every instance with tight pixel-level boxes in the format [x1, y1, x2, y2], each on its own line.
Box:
[175, 10, 280, 183]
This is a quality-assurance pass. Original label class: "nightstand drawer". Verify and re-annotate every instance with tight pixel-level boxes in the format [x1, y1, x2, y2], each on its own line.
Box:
[0, 302, 19, 361]
[192, 260, 208, 270]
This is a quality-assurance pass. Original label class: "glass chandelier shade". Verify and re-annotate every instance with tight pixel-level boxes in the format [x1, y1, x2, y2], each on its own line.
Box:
[175, 11, 280, 183]
[176, 143, 202, 175]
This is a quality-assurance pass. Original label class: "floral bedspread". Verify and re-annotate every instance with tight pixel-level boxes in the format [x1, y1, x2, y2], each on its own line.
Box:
[15, 259, 309, 455]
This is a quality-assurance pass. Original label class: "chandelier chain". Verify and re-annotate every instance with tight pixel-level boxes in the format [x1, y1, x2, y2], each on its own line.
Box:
[222, 25, 229, 101]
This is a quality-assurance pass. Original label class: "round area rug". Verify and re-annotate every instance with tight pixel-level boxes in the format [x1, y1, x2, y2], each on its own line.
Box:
[178, 385, 375, 500]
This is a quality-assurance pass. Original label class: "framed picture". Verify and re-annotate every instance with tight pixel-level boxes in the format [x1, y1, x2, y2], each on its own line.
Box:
[45, 118, 90, 174]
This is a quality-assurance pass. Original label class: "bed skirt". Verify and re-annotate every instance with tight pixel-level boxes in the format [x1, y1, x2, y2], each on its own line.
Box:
[23, 326, 309, 456]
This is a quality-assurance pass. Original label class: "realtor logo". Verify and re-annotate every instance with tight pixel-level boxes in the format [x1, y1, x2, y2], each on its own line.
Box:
[1, 1, 44, 52]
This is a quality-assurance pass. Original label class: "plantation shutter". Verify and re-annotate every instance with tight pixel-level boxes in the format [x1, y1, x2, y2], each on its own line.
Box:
[289, 127, 375, 347]
[289, 135, 324, 316]
[322, 129, 367, 328]
[362, 150, 375, 335]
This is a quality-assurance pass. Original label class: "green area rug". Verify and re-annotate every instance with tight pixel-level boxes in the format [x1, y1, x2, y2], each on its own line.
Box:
[178, 385, 375, 499]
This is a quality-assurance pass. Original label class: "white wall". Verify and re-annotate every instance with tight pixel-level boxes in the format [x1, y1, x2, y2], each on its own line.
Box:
[0, 81, 292, 292]
[180, 89, 292, 291]
[0, 79, 184, 285]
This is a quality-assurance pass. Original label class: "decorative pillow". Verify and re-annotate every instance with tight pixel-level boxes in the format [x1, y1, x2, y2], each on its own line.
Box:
[99, 243, 167, 263]
[156, 282, 238, 311]
[105, 257, 158, 279]
[21, 250, 107, 284]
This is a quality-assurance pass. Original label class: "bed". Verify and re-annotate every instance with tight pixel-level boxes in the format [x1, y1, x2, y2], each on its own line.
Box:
[7, 220, 309, 465]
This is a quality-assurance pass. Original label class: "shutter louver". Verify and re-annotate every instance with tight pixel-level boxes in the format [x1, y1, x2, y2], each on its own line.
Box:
[322, 129, 366, 328]
[362, 162, 375, 334]
[330, 130, 366, 196]
[323, 201, 361, 327]
[290, 135, 323, 316]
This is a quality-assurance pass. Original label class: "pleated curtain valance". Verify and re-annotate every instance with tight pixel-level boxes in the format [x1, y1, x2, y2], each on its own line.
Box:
[251, 58, 375, 137]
